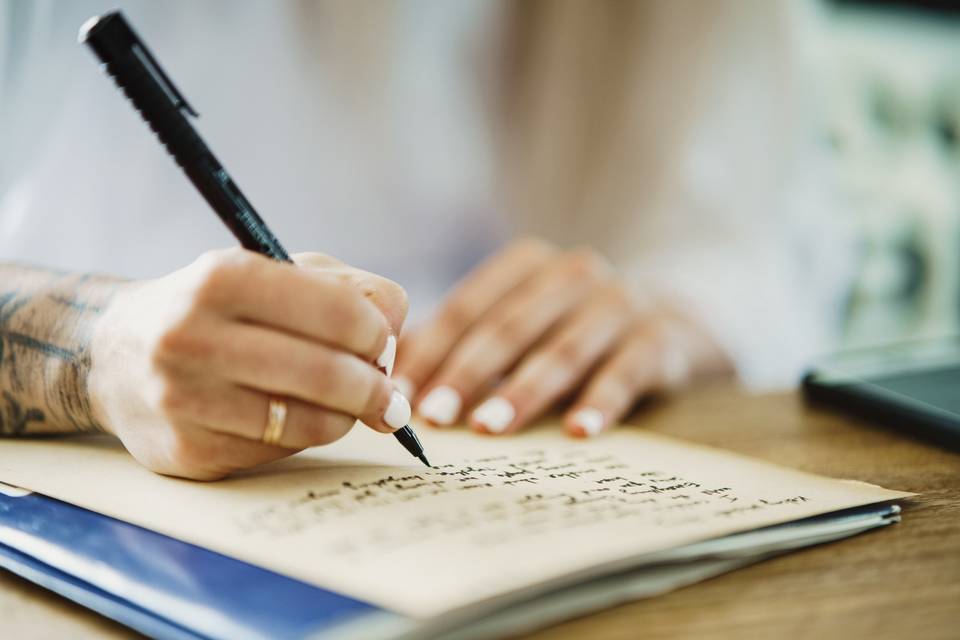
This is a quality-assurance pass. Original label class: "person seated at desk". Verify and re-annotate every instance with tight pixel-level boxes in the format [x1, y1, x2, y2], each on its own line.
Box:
[0, 0, 843, 479]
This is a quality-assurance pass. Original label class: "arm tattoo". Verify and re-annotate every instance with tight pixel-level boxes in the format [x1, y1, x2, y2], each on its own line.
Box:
[0, 265, 122, 435]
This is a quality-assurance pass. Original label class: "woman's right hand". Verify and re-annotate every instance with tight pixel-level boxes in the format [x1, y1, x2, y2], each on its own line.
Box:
[87, 248, 409, 480]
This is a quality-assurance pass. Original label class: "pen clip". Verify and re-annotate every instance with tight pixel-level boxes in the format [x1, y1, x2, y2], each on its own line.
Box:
[130, 42, 199, 118]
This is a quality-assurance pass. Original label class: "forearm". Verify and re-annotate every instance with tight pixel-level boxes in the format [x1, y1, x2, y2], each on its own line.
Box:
[0, 264, 123, 435]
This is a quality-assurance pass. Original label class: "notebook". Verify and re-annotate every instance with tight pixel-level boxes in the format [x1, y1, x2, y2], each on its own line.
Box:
[0, 423, 912, 639]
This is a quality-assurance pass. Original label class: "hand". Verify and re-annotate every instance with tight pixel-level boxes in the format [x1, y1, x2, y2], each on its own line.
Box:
[88, 248, 409, 480]
[394, 239, 730, 437]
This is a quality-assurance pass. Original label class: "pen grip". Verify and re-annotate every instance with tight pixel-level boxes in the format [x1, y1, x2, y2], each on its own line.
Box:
[100, 55, 290, 261]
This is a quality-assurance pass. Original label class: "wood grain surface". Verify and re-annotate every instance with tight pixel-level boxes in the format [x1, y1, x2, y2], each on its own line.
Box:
[1, 383, 958, 639]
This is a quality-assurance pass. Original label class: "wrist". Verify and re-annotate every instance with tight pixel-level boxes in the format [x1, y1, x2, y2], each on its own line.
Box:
[87, 280, 139, 435]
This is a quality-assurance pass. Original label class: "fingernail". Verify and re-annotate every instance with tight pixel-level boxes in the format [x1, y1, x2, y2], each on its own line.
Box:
[472, 397, 515, 434]
[572, 408, 604, 437]
[393, 375, 416, 402]
[418, 385, 461, 425]
[383, 390, 411, 431]
[376, 335, 397, 377]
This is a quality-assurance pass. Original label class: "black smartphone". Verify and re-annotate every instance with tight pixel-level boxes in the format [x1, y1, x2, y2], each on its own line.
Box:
[803, 338, 960, 449]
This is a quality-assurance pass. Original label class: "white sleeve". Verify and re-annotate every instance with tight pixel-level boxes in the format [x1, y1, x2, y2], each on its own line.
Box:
[621, 1, 854, 390]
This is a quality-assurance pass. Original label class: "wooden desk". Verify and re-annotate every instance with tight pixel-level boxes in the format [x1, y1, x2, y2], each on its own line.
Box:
[2, 385, 958, 639]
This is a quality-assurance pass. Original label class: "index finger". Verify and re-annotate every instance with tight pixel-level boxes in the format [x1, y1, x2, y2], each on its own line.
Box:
[199, 251, 393, 364]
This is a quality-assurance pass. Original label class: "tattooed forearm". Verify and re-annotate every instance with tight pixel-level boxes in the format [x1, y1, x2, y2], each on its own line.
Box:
[0, 265, 122, 435]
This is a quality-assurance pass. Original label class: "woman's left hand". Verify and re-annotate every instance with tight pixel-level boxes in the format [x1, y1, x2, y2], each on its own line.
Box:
[393, 239, 731, 437]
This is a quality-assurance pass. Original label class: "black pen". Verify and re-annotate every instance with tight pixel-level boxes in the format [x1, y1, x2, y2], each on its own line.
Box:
[79, 11, 430, 468]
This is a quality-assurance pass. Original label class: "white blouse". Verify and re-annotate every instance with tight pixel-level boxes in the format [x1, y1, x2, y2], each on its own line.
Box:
[0, 0, 848, 389]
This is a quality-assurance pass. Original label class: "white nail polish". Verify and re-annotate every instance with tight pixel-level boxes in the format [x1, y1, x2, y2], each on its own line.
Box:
[383, 390, 411, 431]
[393, 375, 416, 402]
[418, 386, 461, 425]
[376, 335, 397, 377]
[572, 408, 604, 436]
[472, 397, 515, 434]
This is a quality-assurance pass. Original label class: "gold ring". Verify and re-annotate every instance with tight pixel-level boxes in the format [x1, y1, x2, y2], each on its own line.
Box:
[262, 397, 288, 446]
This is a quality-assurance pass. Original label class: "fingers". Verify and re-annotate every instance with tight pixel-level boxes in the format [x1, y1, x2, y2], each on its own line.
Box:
[394, 238, 556, 399]
[190, 250, 395, 364]
[329, 265, 407, 376]
[155, 377, 363, 446]
[563, 324, 670, 438]
[293, 253, 409, 339]
[155, 321, 410, 433]
[416, 248, 608, 425]
[294, 253, 409, 375]
[469, 289, 632, 434]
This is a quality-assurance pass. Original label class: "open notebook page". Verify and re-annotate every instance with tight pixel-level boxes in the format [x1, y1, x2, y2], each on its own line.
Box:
[0, 423, 911, 619]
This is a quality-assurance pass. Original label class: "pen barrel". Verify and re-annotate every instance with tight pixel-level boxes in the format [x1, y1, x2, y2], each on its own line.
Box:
[95, 49, 290, 261]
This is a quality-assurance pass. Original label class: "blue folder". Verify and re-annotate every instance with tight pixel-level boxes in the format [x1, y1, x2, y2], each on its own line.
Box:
[0, 489, 408, 640]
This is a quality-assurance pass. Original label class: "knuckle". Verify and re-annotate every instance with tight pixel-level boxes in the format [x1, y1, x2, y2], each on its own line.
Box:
[190, 261, 233, 307]
[489, 311, 528, 345]
[549, 338, 588, 368]
[190, 249, 259, 306]
[444, 356, 485, 390]
[192, 247, 240, 272]
[563, 247, 610, 281]
[512, 237, 557, 261]
[436, 298, 474, 335]
[596, 282, 631, 308]
[150, 323, 211, 370]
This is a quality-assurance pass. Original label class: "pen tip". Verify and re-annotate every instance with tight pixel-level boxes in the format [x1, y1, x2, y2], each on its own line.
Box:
[418, 454, 432, 468]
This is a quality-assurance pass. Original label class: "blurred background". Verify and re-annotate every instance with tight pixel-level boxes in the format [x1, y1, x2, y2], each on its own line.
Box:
[814, 0, 960, 350]
[1, 0, 958, 381]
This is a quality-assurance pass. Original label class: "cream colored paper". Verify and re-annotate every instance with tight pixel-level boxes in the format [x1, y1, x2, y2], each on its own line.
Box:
[0, 424, 911, 619]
